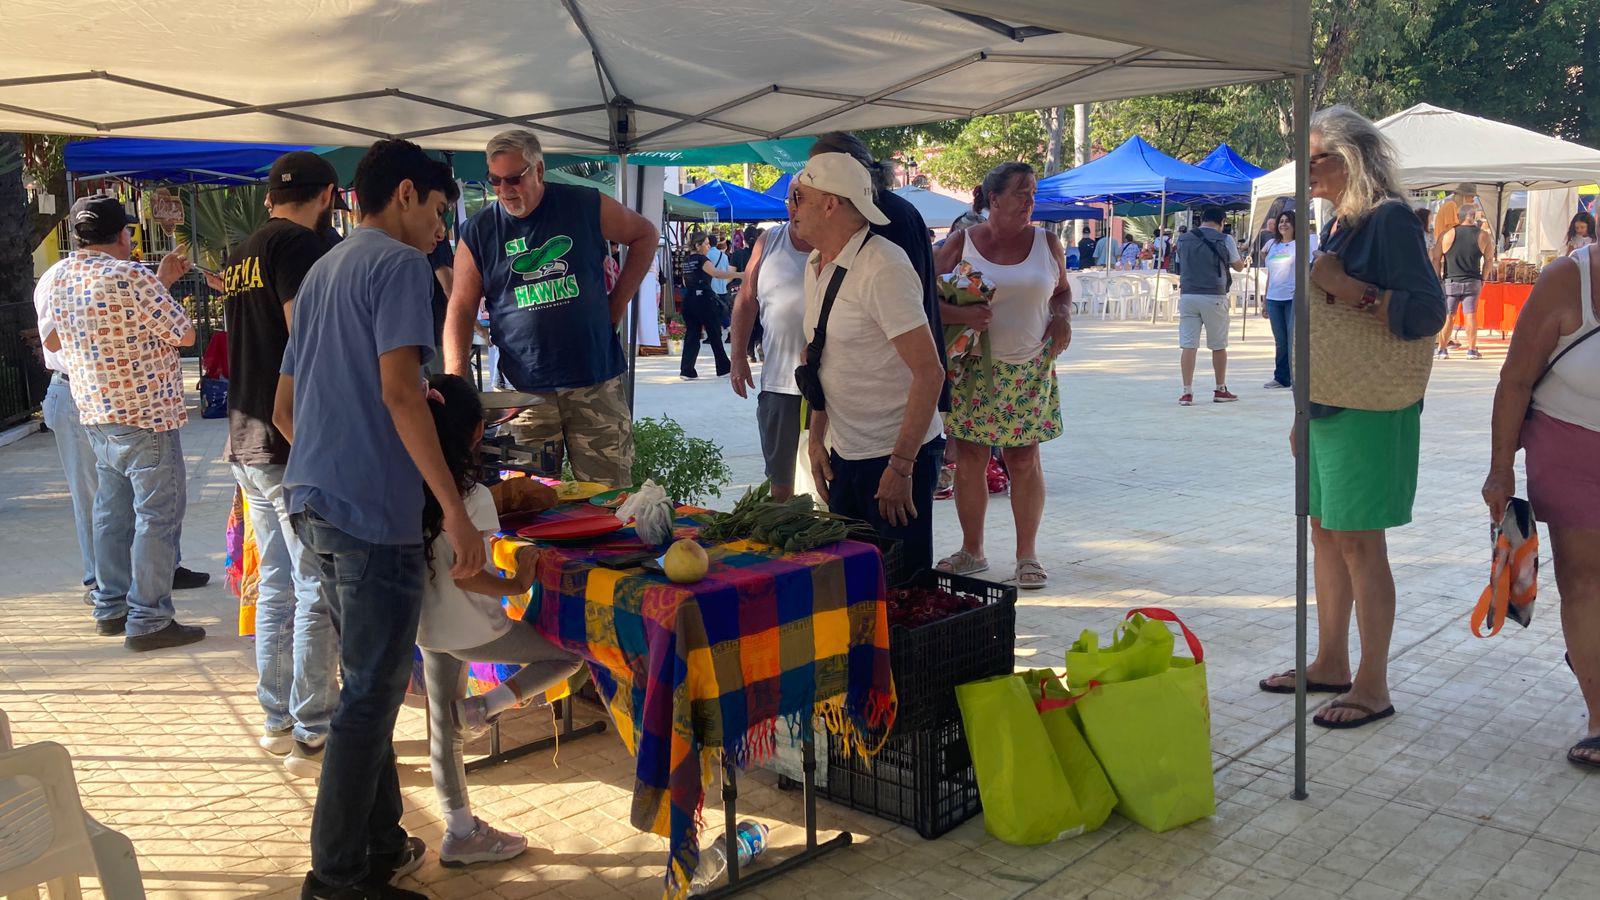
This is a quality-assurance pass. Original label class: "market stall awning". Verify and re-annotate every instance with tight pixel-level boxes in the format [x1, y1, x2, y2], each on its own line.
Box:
[0, 2, 1309, 153]
[1252, 103, 1600, 223]
[1033, 200, 1104, 221]
[680, 179, 789, 222]
[891, 185, 974, 228]
[65, 137, 311, 184]
[1195, 143, 1269, 180]
[1035, 135, 1251, 205]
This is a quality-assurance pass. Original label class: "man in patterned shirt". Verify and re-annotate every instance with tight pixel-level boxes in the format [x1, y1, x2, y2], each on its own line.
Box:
[44, 195, 207, 651]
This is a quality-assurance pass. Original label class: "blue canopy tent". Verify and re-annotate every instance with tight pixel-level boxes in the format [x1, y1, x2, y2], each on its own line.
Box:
[1032, 200, 1103, 222]
[680, 179, 788, 222]
[1035, 135, 1251, 205]
[764, 172, 793, 201]
[65, 137, 312, 184]
[1196, 143, 1271, 181]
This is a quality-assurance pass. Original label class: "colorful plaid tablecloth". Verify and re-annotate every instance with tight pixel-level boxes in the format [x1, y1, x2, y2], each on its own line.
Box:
[504, 505, 897, 898]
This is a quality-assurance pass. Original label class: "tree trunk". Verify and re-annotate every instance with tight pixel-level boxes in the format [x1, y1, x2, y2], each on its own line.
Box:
[1039, 106, 1068, 175]
[0, 133, 34, 307]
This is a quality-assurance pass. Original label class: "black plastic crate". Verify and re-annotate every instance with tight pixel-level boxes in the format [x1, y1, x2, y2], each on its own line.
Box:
[852, 531, 907, 587]
[821, 713, 979, 839]
[889, 570, 1016, 732]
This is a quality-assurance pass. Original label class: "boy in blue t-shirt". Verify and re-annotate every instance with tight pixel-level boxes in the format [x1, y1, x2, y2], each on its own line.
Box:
[273, 139, 479, 900]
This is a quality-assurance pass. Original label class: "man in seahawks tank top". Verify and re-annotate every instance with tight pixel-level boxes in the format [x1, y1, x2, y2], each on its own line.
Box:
[442, 130, 659, 487]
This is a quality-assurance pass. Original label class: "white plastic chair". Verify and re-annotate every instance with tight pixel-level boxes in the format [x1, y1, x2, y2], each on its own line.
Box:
[1103, 277, 1138, 320]
[1078, 277, 1109, 318]
[0, 740, 145, 900]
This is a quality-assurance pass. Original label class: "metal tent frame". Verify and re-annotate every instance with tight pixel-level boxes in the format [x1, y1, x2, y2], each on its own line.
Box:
[4, 0, 1320, 863]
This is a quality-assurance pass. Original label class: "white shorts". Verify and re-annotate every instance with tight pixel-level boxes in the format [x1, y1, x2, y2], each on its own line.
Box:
[1178, 293, 1230, 351]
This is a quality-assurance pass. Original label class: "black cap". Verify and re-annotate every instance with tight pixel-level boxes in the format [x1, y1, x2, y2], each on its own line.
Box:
[268, 151, 349, 209]
[69, 194, 136, 244]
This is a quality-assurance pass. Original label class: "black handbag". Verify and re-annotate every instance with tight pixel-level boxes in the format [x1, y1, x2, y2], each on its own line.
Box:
[794, 267, 849, 412]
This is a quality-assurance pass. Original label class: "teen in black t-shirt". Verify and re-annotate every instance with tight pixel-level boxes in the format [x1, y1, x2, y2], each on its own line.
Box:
[223, 217, 330, 466]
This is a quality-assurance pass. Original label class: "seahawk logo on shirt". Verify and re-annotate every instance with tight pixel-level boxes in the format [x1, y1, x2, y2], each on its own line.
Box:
[505, 235, 579, 308]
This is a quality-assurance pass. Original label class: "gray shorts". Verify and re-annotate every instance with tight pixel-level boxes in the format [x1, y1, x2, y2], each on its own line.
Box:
[1178, 293, 1230, 351]
[756, 391, 803, 487]
[1445, 278, 1482, 316]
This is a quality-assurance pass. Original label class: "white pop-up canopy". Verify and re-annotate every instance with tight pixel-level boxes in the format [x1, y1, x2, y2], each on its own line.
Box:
[1, 1, 1306, 153]
[1252, 103, 1600, 225]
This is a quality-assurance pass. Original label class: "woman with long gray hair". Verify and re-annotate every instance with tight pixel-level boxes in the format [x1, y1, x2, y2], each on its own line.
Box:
[1257, 106, 1446, 728]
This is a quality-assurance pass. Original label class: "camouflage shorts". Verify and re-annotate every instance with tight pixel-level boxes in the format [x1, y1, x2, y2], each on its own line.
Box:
[505, 374, 634, 486]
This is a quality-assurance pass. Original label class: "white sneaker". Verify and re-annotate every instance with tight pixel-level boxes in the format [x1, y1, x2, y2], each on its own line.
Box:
[1262, 380, 1289, 390]
[259, 726, 294, 756]
[440, 818, 528, 867]
[284, 740, 324, 779]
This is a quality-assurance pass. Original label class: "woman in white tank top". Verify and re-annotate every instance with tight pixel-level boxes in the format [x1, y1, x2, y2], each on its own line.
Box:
[932, 162, 1073, 589]
[1483, 243, 1600, 768]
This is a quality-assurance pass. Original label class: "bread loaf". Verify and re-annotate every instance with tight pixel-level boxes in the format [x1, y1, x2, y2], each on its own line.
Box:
[489, 477, 559, 515]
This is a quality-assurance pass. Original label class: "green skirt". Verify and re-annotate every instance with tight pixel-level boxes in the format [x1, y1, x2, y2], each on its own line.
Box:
[1307, 404, 1421, 531]
[946, 348, 1063, 447]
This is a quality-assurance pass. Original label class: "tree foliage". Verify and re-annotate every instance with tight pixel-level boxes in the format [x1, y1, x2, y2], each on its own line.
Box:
[914, 113, 1052, 192]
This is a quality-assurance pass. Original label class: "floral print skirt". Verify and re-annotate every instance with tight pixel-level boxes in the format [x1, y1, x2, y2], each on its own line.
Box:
[947, 347, 1062, 447]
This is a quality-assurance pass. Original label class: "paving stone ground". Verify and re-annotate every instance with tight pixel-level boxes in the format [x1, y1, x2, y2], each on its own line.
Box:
[3, 317, 1597, 899]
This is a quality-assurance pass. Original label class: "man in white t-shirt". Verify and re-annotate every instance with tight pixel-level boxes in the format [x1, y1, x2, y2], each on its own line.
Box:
[790, 153, 945, 573]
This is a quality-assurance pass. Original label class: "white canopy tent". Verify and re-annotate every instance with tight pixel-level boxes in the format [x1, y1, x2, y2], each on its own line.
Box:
[891, 185, 976, 229]
[3, 0, 1322, 806]
[1252, 103, 1600, 228]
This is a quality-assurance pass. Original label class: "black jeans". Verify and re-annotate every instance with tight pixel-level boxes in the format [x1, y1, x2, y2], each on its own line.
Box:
[293, 509, 425, 888]
[827, 437, 943, 576]
[681, 288, 730, 378]
[1265, 299, 1293, 387]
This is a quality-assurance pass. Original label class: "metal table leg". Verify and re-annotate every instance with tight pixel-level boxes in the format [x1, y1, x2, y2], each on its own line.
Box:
[464, 696, 608, 774]
[699, 735, 853, 898]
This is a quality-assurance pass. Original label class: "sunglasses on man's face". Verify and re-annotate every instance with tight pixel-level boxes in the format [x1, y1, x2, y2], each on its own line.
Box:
[488, 165, 532, 188]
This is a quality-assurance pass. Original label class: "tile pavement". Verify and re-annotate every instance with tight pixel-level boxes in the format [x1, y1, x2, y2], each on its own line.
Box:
[1, 318, 1596, 899]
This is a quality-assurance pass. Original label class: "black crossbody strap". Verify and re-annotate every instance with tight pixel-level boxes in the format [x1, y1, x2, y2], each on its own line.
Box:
[808, 266, 850, 358]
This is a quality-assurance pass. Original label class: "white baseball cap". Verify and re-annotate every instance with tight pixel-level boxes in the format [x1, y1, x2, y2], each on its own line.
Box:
[796, 152, 888, 226]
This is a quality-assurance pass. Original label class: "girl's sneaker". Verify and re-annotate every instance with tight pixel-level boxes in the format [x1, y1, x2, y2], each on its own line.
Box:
[452, 695, 499, 741]
[440, 818, 528, 867]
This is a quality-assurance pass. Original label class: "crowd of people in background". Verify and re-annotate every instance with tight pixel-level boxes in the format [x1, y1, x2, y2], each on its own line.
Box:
[24, 98, 1600, 900]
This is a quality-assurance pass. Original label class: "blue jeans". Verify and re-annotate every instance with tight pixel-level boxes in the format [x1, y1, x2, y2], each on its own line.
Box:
[43, 375, 97, 586]
[84, 424, 184, 636]
[826, 438, 943, 576]
[293, 508, 425, 888]
[234, 463, 338, 743]
[1265, 299, 1294, 387]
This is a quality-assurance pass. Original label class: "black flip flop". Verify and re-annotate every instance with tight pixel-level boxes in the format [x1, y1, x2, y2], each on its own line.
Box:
[1567, 735, 1600, 769]
[1258, 669, 1353, 695]
[1313, 700, 1396, 730]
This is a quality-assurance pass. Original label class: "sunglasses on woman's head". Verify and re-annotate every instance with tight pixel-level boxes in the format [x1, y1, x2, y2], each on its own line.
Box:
[487, 165, 532, 187]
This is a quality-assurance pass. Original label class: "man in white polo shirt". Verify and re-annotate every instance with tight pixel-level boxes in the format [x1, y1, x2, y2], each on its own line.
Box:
[790, 153, 945, 573]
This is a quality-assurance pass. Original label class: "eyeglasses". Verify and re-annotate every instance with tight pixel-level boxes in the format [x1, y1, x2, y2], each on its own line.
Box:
[1307, 152, 1336, 167]
[487, 165, 532, 188]
[787, 187, 805, 208]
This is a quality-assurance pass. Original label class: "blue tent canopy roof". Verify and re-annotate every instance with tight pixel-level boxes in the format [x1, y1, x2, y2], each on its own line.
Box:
[1033, 201, 1102, 222]
[680, 179, 789, 222]
[65, 137, 311, 184]
[1195, 143, 1270, 181]
[764, 172, 793, 200]
[1034, 136, 1250, 205]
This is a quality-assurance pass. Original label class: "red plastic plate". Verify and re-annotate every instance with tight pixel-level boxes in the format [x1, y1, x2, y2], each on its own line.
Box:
[515, 510, 625, 542]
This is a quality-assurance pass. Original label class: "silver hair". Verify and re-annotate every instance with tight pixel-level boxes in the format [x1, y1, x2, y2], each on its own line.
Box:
[1311, 105, 1403, 225]
[485, 129, 545, 169]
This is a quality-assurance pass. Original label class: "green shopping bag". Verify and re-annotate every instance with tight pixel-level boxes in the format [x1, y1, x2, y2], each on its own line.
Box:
[1072, 608, 1215, 833]
[1020, 669, 1116, 833]
[1065, 612, 1174, 687]
[955, 674, 1089, 845]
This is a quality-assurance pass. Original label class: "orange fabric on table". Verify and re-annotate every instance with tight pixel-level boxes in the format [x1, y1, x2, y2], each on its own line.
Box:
[1452, 282, 1532, 334]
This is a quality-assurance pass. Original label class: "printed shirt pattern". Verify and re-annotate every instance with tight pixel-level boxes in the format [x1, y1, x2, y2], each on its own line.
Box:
[48, 250, 191, 431]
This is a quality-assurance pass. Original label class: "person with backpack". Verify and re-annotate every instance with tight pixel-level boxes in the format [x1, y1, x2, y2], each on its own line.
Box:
[1173, 206, 1246, 405]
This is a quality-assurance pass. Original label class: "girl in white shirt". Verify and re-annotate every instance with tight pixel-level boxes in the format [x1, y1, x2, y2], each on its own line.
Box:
[416, 375, 581, 867]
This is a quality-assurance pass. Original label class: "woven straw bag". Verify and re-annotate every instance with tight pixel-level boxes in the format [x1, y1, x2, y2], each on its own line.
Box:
[1308, 281, 1435, 410]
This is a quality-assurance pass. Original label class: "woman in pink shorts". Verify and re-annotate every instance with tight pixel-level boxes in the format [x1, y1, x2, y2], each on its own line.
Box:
[1484, 243, 1600, 770]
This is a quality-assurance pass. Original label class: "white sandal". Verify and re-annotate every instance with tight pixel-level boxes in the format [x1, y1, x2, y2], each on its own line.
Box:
[935, 549, 988, 576]
[1015, 558, 1048, 590]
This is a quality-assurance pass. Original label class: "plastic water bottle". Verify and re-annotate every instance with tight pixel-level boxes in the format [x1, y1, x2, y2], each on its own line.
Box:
[688, 821, 770, 894]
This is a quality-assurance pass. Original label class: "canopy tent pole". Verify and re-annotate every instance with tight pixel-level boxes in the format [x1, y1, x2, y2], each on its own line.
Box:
[618, 152, 640, 410]
[1291, 72, 1311, 803]
[1151, 190, 1167, 323]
